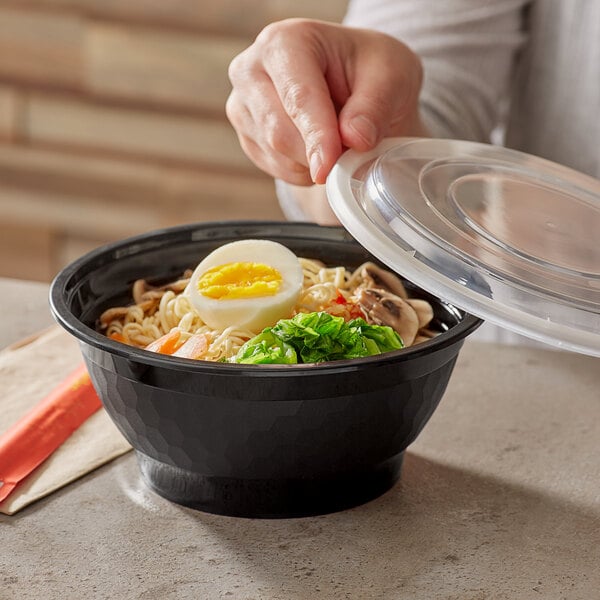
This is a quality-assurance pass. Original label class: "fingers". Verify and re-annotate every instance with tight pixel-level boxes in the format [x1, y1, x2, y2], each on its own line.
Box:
[226, 68, 314, 185]
[227, 19, 344, 185]
[236, 132, 314, 187]
[260, 21, 344, 183]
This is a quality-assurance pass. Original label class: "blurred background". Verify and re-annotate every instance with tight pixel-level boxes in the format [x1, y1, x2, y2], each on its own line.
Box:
[0, 0, 347, 282]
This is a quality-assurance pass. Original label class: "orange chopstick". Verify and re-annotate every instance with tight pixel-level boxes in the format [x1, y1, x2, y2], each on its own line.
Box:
[0, 363, 102, 503]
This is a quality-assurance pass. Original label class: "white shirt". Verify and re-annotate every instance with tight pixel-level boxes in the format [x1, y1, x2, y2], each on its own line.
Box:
[344, 0, 600, 177]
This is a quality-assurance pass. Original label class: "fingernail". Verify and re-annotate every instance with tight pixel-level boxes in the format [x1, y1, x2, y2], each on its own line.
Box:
[349, 115, 378, 147]
[309, 152, 322, 183]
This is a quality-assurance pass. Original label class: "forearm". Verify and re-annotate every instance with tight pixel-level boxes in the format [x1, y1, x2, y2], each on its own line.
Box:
[276, 181, 338, 225]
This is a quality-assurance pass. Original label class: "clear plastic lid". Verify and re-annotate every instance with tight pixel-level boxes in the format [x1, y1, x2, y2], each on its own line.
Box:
[326, 137, 600, 356]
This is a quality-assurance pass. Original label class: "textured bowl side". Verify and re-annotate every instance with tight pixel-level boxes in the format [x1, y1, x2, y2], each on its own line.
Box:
[80, 337, 463, 517]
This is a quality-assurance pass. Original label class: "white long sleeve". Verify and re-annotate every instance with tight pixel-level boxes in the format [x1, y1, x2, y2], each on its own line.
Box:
[344, 0, 528, 143]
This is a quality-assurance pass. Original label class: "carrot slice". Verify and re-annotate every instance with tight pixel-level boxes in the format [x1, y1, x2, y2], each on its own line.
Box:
[144, 328, 183, 355]
[173, 333, 210, 359]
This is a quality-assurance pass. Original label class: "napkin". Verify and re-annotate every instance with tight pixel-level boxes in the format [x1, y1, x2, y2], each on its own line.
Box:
[0, 326, 131, 515]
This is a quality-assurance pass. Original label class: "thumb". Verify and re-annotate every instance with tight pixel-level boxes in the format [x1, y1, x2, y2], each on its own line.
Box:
[338, 39, 423, 150]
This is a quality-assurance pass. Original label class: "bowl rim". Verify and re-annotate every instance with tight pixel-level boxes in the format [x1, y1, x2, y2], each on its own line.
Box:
[49, 220, 483, 376]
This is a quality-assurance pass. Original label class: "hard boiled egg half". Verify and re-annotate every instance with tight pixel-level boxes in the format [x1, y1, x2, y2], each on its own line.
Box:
[185, 240, 304, 333]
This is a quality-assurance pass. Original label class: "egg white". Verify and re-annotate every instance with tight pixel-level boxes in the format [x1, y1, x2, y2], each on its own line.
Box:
[185, 239, 304, 333]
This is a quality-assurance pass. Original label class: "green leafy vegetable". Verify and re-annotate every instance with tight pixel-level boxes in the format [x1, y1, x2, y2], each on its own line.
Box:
[231, 312, 403, 365]
[233, 331, 297, 364]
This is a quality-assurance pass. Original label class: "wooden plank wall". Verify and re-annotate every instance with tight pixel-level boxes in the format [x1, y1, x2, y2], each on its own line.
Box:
[0, 0, 347, 281]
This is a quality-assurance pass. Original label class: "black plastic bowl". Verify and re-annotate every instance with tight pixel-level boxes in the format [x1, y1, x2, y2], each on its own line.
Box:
[50, 221, 481, 518]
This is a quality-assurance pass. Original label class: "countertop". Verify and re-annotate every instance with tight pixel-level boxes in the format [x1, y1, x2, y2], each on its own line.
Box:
[1, 277, 599, 600]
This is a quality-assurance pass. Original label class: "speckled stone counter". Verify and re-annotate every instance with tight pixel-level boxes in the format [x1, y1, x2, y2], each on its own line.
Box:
[1, 277, 599, 600]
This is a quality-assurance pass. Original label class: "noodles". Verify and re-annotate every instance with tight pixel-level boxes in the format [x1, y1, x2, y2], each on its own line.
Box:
[296, 258, 352, 313]
[99, 259, 435, 360]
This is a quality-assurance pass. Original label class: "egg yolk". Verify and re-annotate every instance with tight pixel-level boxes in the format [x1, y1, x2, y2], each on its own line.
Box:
[197, 262, 282, 300]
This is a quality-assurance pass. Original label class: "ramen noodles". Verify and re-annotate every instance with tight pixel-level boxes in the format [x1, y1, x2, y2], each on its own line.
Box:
[98, 240, 437, 363]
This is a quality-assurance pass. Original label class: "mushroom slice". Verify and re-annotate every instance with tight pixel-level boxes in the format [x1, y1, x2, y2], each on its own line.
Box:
[356, 288, 419, 346]
[414, 328, 438, 345]
[359, 263, 408, 299]
[98, 306, 131, 328]
[132, 276, 191, 304]
[98, 299, 158, 328]
[406, 298, 434, 329]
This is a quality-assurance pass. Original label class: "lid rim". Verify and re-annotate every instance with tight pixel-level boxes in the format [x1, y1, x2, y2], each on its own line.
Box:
[326, 137, 600, 357]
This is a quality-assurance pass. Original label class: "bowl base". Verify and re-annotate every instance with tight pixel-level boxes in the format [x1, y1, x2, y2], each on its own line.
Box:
[136, 452, 404, 519]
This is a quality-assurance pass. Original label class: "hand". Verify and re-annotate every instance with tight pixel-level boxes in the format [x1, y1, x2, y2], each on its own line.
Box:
[226, 18, 428, 186]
